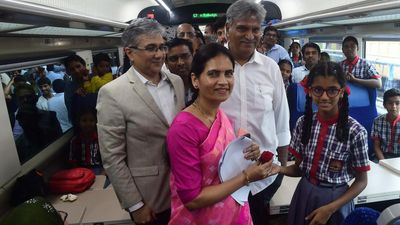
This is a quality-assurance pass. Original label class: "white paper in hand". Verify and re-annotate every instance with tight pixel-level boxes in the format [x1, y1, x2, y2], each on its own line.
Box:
[218, 136, 253, 205]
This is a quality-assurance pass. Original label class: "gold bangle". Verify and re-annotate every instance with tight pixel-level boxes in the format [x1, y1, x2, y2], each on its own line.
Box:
[242, 170, 250, 186]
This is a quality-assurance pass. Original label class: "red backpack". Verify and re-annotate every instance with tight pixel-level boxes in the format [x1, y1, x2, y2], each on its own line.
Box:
[49, 168, 95, 194]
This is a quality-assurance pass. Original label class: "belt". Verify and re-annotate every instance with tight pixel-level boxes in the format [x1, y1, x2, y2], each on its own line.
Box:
[306, 177, 347, 189]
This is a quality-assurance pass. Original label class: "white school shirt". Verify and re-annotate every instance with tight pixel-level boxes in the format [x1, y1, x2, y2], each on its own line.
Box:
[292, 65, 309, 83]
[220, 50, 291, 186]
[135, 68, 176, 125]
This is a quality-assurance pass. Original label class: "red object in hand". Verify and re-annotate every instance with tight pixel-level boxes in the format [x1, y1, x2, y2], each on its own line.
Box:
[259, 151, 274, 164]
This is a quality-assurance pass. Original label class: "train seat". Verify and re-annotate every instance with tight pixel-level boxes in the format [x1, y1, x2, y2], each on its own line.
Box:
[287, 82, 377, 154]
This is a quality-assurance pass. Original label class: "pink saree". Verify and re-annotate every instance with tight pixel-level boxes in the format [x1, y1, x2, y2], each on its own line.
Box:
[168, 109, 252, 225]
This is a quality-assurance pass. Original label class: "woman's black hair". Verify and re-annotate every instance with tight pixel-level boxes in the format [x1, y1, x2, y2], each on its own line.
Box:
[193, 25, 206, 45]
[301, 61, 349, 145]
[189, 43, 235, 105]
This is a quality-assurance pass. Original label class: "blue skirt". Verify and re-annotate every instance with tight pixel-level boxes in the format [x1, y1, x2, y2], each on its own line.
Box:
[286, 177, 354, 225]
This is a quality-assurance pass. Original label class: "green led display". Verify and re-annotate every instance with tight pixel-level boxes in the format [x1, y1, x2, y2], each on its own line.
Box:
[192, 13, 219, 19]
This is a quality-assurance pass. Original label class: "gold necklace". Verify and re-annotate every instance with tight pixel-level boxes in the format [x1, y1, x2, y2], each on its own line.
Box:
[192, 101, 216, 125]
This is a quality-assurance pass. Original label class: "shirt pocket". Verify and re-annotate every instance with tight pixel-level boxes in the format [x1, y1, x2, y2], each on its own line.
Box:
[254, 84, 273, 111]
[327, 150, 348, 179]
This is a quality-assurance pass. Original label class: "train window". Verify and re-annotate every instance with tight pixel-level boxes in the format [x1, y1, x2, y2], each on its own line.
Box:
[310, 37, 343, 62]
[314, 41, 344, 62]
[365, 39, 400, 114]
[1, 49, 120, 164]
[1, 65, 69, 164]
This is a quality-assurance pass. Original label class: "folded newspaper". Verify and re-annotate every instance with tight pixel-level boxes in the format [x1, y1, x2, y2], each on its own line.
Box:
[218, 136, 279, 205]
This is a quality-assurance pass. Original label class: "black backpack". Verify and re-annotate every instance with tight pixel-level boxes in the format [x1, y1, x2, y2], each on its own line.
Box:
[10, 170, 47, 206]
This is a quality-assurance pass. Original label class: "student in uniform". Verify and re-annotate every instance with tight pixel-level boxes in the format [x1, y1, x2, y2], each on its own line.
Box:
[289, 42, 303, 68]
[340, 36, 382, 89]
[271, 62, 370, 225]
[371, 88, 400, 160]
[278, 59, 293, 91]
[69, 108, 102, 173]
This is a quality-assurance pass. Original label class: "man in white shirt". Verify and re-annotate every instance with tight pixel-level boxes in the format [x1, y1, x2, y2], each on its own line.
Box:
[220, 1, 291, 224]
[48, 79, 72, 132]
[36, 77, 53, 110]
[97, 18, 185, 225]
[292, 42, 321, 83]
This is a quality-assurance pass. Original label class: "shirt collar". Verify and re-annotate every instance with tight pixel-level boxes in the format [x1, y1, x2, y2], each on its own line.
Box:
[344, 55, 359, 66]
[226, 42, 262, 65]
[247, 50, 263, 65]
[317, 112, 339, 126]
[134, 67, 168, 85]
[386, 114, 400, 126]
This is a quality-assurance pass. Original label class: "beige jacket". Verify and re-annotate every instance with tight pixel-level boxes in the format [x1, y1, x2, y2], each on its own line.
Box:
[96, 67, 185, 213]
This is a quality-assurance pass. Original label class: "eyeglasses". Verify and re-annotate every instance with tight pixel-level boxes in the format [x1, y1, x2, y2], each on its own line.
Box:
[310, 87, 342, 97]
[177, 32, 195, 39]
[129, 44, 168, 53]
[58, 210, 68, 223]
[167, 53, 192, 62]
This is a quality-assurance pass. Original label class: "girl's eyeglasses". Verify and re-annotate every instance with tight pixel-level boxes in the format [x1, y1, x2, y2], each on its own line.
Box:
[310, 87, 341, 98]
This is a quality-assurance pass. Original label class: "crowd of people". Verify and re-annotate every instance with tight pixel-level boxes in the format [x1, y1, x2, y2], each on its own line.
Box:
[1, 53, 113, 164]
[94, 0, 390, 224]
[1, 0, 399, 224]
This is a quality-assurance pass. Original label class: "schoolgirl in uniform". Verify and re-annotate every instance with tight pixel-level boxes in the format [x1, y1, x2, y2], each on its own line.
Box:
[271, 62, 370, 225]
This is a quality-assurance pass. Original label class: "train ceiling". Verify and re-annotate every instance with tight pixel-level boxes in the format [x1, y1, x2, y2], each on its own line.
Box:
[0, 0, 399, 38]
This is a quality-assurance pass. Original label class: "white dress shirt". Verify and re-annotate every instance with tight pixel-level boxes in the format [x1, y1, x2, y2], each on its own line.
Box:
[126, 68, 177, 212]
[220, 50, 291, 187]
[135, 68, 176, 125]
[48, 93, 72, 132]
[292, 65, 309, 83]
[36, 96, 49, 110]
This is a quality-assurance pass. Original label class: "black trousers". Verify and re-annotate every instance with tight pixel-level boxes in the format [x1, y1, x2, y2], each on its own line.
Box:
[248, 174, 284, 225]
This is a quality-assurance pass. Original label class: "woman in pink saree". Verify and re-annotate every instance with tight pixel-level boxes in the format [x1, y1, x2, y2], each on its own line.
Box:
[167, 43, 273, 225]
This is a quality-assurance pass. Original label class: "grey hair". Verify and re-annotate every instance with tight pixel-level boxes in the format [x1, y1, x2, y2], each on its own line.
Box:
[226, 0, 266, 24]
[121, 18, 165, 47]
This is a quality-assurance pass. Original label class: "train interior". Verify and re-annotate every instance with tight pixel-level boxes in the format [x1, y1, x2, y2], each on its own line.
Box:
[0, 0, 400, 223]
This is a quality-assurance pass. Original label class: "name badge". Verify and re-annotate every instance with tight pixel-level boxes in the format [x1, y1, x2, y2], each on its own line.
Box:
[328, 159, 343, 173]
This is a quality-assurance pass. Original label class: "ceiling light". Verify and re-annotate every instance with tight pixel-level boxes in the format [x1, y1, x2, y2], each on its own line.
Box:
[156, 0, 171, 12]
[11, 26, 115, 36]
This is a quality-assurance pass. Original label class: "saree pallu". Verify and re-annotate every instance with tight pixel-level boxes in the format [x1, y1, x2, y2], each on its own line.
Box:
[168, 110, 252, 225]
